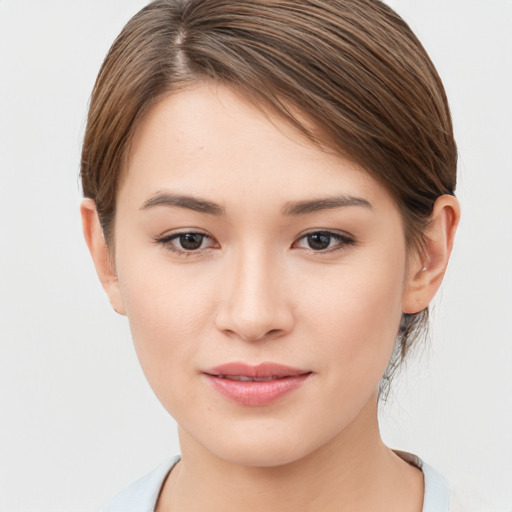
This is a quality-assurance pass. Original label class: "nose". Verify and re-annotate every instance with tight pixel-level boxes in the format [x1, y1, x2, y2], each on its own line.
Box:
[214, 249, 294, 342]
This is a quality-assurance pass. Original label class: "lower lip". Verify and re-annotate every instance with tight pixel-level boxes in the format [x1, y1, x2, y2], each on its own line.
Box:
[204, 374, 311, 406]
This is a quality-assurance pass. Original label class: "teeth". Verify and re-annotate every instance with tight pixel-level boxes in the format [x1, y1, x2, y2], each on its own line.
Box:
[219, 375, 284, 382]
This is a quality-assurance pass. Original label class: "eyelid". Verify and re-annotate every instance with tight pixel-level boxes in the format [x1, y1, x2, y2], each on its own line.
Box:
[153, 229, 219, 255]
[152, 228, 356, 255]
[293, 229, 357, 252]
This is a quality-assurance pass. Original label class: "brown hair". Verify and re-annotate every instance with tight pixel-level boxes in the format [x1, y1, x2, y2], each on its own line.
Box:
[80, 0, 457, 394]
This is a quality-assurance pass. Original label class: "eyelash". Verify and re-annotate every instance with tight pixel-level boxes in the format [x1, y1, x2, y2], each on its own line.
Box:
[293, 231, 356, 253]
[154, 231, 218, 257]
[154, 230, 356, 256]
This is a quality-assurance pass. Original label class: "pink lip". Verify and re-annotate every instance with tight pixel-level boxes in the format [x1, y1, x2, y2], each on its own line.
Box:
[202, 362, 312, 406]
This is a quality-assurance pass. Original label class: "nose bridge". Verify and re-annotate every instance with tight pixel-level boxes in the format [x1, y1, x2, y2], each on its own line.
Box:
[215, 242, 292, 341]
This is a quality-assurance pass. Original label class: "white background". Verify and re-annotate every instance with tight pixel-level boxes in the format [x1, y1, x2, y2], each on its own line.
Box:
[0, 1, 511, 511]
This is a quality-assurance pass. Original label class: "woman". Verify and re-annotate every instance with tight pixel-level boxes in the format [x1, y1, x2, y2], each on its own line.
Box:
[80, 0, 460, 510]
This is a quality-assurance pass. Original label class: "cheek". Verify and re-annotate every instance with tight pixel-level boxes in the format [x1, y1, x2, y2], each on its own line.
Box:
[301, 255, 405, 388]
[115, 253, 216, 395]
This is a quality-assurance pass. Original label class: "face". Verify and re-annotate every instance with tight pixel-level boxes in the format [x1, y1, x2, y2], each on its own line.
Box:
[110, 82, 412, 467]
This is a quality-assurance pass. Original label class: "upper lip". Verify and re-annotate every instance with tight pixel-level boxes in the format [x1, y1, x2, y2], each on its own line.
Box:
[203, 362, 311, 379]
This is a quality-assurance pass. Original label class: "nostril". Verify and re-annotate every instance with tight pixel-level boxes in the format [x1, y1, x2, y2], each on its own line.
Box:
[242, 328, 285, 342]
[221, 327, 284, 342]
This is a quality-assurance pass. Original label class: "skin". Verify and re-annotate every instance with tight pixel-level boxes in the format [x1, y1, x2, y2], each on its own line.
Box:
[82, 81, 460, 512]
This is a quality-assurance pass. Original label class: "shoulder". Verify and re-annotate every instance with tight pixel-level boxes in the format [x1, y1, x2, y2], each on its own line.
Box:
[102, 456, 180, 512]
[421, 459, 451, 512]
[394, 451, 451, 512]
[395, 451, 502, 512]
[395, 450, 469, 512]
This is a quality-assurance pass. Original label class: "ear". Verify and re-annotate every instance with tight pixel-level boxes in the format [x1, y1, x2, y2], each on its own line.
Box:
[402, 195, 460, 314]
[80, 198, 126, 315]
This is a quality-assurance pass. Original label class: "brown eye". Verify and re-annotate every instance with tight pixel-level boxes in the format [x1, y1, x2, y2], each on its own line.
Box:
[155, 231, 217, 254]
[307, 232, 332, 250]
[294, 230, 356, 253]
[178, 233, 206, 251]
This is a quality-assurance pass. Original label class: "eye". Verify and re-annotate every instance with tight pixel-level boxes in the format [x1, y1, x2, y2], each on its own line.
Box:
[154, 231, 218, 254]
[294, 231, 356, 252]
[175, 233, 208, 251]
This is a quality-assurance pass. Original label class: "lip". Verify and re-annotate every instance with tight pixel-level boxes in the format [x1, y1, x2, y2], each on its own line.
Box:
[202, 362, 312, 406]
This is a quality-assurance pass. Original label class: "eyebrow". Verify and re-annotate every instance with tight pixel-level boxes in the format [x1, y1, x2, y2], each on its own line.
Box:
[140, 192, 371, 216]
[282, 195, 372, 215]
[140, 193, 225, 216]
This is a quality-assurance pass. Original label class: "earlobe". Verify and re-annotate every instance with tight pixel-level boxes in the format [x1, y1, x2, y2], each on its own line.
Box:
[402, 195, 460, 314]
[80, 199, 126, 316]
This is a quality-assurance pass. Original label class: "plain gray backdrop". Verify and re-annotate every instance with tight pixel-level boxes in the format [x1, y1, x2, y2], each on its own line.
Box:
[1, 1, 511, 510]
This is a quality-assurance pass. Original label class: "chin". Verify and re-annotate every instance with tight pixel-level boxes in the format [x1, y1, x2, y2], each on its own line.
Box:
[211, 438, 312, 468]
[185, 415, 341, 469]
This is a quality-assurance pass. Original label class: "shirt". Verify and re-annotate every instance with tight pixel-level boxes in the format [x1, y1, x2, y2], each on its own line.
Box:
[102, 452, 451, 512]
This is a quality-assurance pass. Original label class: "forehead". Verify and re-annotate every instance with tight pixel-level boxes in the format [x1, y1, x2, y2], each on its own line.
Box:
[121, 82, 396, 213]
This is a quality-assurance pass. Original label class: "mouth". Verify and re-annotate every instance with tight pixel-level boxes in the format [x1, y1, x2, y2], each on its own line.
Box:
[202, 362, 313, 406]
[213, 375, 292, 382]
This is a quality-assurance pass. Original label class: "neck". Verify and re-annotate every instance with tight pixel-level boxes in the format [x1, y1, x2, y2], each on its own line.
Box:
[157, 395, 423, 512]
